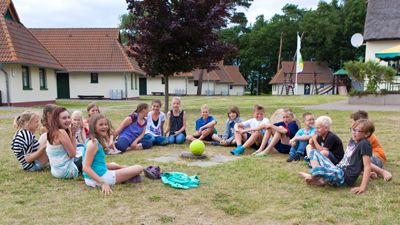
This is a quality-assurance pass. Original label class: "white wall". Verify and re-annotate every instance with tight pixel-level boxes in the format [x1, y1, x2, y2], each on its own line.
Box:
[3, 64, 57, 104]
[68, 72, 139, 98]
[365, 40, 400, 86]
[365, 40, 400, 61]
[186, 80, 216, 95]
[215, 83, 229, 95]
[229, 86, 245, 96]
[146, 77, 187, 95]
[0, 66, 6, 104]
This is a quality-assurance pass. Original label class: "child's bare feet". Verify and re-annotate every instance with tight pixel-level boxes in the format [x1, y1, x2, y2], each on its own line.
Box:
[370, 172, 378, 179]
[298, 172, 312, 183]
[382, 170, 392, 182]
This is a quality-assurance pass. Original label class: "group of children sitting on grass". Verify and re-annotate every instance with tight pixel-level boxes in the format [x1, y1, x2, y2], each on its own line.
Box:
[10, 97, 392, 195]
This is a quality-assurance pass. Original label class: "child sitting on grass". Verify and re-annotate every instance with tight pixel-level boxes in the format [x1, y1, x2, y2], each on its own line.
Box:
[114, 103, 152, 152]
[83, 102, 100, 138]
[166, 97, 187, 144]
[143, 99, 168, 146]
[11, 111, 48, 171]
[83, 114, 143, 195]
[350, 110, 391, 181]
[186, 104, 219, 143]
[230, 105, 270, 155]
[217, 106, 242, 146]
[71, 110, 85, 144]
[252, 109, 299, 157]
[298, 119, 374, 194]
[287, 112, 316, 162]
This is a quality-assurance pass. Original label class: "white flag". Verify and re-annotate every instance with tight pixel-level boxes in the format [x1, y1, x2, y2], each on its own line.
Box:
[296, 33, 303, 73]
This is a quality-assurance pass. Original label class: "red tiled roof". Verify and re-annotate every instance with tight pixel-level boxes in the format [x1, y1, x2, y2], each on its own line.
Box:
[0, 3, 62, 69]
[224, 65, 247, 86]
[30, 28, 136, 72]
[269, 61, 334, 84]
[124, 46, 145, 75]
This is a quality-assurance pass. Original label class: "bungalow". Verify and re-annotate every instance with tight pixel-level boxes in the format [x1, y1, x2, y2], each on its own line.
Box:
[30, 28, 143, 100]
[0, 0, 63, 106]
[270, 61, 334, 95]
[364, 0, 400, 90]
[142, 63, 247, 96]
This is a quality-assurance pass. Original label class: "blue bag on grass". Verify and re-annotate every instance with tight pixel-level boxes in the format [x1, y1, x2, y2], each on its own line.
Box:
[161, 172, 199, 189]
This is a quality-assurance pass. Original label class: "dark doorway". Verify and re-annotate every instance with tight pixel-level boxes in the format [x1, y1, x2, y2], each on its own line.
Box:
[56, 73, 70, 99]
[304, 83, 310, 95]
[139, 77, 147, 95]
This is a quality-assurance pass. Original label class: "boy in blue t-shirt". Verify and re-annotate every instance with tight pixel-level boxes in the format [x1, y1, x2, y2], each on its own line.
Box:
[287, 112, 316, 162]
[186, 104, 219, 142]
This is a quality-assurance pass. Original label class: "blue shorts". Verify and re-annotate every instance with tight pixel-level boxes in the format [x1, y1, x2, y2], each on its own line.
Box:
[274, 140, 291, 154]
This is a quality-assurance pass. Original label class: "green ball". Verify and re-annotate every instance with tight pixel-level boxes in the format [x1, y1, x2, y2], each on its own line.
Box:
[190, 140, 205, 155]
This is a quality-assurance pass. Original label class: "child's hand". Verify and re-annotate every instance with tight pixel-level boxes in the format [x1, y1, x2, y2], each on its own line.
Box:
[289, 138, 296, 146]
[220, 140, 226, 145]
[101, 183, 112, 195]
[351, 186, 365, 195]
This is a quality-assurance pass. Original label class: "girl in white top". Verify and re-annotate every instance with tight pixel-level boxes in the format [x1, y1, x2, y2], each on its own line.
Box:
[143, 99, 168, 146]
[71, 110, 85, 144]
[46, 107, 81, 179]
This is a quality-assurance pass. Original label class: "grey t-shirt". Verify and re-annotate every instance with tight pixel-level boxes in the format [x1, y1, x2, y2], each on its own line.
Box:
[338, 139, 372, 186]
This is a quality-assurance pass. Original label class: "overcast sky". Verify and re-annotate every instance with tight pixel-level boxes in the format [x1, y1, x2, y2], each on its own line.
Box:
[12, 0, 321, 28]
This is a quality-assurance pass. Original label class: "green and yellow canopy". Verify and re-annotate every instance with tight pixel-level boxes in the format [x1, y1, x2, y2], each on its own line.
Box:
[375, 45, 400, 60]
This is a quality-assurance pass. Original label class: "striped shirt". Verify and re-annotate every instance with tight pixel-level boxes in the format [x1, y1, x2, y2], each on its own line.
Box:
[11, 129, 39, 170]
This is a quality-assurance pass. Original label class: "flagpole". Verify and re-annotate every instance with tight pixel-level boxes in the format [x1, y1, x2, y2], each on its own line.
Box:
[295, 32, 299, 95]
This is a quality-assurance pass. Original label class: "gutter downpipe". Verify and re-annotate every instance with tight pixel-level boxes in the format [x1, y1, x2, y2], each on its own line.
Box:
[0, 64, 11, 106]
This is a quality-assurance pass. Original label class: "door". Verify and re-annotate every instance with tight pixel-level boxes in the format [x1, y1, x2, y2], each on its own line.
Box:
[304, 83, 310, 95]
[139, 77, 147, 95]
[56, 73, 70, 99]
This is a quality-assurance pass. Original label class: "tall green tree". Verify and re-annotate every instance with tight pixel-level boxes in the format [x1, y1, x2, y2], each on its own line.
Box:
[125, 0, 252, 111]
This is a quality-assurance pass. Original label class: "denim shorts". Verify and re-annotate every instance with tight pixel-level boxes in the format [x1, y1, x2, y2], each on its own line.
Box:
[371, 155, 384, 168]
[28, 160, 46, 172]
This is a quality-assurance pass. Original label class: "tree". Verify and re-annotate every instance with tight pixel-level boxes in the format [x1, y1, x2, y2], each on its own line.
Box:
[344, 60, 396, 93]
[125, 0, 252, 111]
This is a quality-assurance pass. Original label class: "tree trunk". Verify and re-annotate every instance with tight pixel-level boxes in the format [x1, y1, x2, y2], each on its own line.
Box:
[164, 75, 169, 113]
[197, 69, 205, 96]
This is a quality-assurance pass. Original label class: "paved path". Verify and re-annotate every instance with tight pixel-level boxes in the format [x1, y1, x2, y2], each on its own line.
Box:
[304, 100, 400, 112]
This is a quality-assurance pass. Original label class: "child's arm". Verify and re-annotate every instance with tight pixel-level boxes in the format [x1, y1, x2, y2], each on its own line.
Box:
[175, 111, 187, 135]
[222, 120, 230, 140]
[268, 123, 288, 134]
[114, 116, 133, 137]
[241, 123, 269, 133]
[199, 120, 217, 131]
[83, 140, 112, 195]
[161, 120, 165, 136]
[351, 155, 371, 194]
[131, 127, 146, 148]
[59, 129, 77, 158]
[79, 129, 85, 143]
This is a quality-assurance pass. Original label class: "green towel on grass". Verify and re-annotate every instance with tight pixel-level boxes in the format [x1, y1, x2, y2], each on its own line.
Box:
[161, 172, 199, 189]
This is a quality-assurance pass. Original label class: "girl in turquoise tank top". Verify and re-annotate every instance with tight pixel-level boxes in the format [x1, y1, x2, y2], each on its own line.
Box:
[82, 114, 143, 195]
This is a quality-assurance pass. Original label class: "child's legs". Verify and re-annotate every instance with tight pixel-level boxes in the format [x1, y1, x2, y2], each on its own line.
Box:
[243, 131, 262, 148]
[115, 137, 131, 152]
[296, 141, 308, 156]
[175, 133, 186, 144]
[115, 165, 144, 184]
[168, 135, 176, 144]
[212, 134, 222, 142]
[289, 145, 298, 157]
[370, 163, 392, 181]
[139, 138, 153, 149]
[199, 128, 214, 141]
[154, 136, 168, 146]
[327, 152, 339, 165]
[308, 150, 345, 185]
[143, 133, 155, 144]
[258, 129, 271, 151]
[234, 128, 246, 145]
[261, 131, 282, 153]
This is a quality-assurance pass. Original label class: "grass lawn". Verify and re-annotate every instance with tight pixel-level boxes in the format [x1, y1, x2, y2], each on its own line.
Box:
[1, 95, 399, 225]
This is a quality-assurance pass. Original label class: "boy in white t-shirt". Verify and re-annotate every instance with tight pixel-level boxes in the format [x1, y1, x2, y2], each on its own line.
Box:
[230, 105, 270, 155]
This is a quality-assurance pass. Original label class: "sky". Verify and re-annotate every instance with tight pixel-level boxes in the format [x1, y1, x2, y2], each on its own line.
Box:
[12, 0, 321, 28]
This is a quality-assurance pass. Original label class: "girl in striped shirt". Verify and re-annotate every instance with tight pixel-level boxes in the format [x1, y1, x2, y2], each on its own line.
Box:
[11, 111, 48, 171]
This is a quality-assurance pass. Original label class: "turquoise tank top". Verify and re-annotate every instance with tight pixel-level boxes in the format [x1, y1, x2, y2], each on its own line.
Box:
[82, 139, 107, 179]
